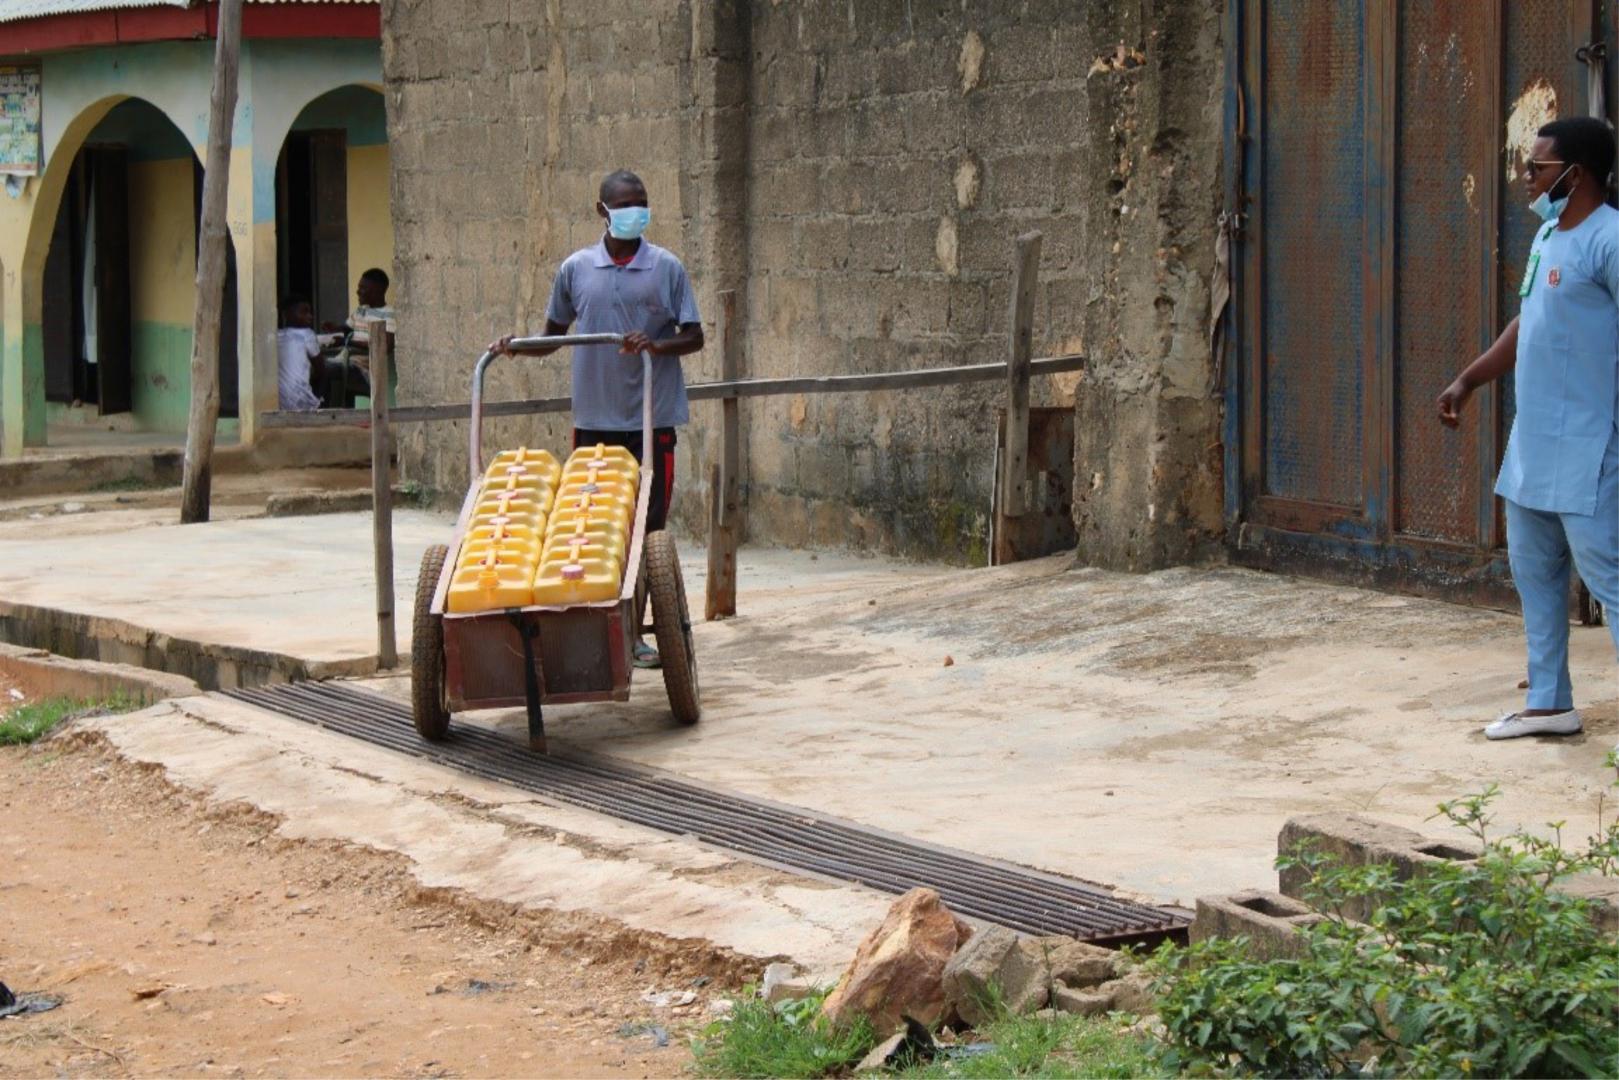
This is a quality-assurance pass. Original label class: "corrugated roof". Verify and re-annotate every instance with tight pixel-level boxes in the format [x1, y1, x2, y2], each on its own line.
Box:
[0, 0, 375, 23]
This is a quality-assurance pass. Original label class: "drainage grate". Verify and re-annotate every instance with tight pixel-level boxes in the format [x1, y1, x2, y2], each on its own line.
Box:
[224, 682, 1190, 946]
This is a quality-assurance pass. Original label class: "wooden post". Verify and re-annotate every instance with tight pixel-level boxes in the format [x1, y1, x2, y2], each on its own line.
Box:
[179, 0, 244, 524]
[995, 231, 1041, 564]
[705, 289, 741, 620]
[369, 318, 398, 668]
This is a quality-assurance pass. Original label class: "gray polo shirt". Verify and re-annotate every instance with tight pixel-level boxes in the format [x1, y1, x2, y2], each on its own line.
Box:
[544, 238, 701, 430]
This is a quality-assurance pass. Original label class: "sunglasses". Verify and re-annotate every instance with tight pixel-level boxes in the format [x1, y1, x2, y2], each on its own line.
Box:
[1524, 158, 1568, 175]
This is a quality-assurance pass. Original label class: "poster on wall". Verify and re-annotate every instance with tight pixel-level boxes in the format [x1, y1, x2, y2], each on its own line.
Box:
[0, 64, 42, 177]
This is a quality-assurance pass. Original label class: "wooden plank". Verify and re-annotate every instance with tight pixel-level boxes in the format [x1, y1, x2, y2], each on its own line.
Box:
[369, 318, 398, 669]
[704, 462, 729, 621]
[718, 289, 741, 529]
[258, 353, 1088, 430]
[179, 0, 243, 524]
[999, 230, 1043, 523]
[706, 290, 741, 619]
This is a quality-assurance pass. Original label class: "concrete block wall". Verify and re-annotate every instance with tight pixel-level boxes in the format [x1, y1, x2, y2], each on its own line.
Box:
[381, 0, 1226, 567]
[382, 0, 700, 500]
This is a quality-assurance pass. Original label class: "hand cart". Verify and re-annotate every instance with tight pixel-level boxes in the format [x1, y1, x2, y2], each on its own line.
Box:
[411, 334, 701, 751]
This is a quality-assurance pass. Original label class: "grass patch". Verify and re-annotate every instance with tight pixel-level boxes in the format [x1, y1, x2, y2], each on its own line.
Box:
[690, 987, 1166, 1080]
[0, 694, 140, 746]
[692, 991, 875, 1079]
[88, 474, 167, 494]
[898, 1013, 1166, 1079]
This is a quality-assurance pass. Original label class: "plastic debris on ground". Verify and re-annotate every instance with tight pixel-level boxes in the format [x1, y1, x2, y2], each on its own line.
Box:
[0, 981, 64, 1020]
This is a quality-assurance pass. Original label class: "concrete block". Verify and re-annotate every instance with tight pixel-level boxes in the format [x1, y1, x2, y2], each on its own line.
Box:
[1557, 873, 1619, 935]
[1278, 813, 1480, 921]
[1190, 890, 1324, 962]
[1051, 981, 1113, 1017]
[1280, 812, 1617, 932]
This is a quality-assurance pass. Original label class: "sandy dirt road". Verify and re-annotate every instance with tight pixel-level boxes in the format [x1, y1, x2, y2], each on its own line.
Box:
[0, 732, 743, 1078]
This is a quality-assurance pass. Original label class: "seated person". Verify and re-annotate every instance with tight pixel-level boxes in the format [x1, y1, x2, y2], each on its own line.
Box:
[275, 296, 322, 412]
[323, 268, 396, 391]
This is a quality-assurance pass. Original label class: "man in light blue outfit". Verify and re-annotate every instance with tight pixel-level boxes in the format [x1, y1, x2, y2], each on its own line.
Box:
[1438, 116, 1619, 744]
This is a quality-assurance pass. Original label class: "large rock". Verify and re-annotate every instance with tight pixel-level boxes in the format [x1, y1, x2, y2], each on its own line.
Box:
[943, 931, 1123, 1028]
[940, 925, 1018, 1028]
[1102, 970, 1156, 1016]
[1029, 937, 1121, 989]
[820, 888, 972, 1032]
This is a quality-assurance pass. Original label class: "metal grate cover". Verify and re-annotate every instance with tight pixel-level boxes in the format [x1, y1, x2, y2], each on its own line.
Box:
[225, 682, 1189, 946]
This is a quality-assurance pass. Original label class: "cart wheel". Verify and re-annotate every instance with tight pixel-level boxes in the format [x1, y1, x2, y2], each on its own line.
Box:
[412, 543, 452, 741]
[645, 530, 701, 725]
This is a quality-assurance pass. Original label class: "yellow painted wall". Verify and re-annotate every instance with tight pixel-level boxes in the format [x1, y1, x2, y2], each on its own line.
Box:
[128, 156, 197, 431]
[128, 158, 196, 325]
[346, 142, 393, 284]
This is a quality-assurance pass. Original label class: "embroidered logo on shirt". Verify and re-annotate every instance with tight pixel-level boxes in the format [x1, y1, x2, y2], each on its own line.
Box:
[1547, 267, 1561, 288]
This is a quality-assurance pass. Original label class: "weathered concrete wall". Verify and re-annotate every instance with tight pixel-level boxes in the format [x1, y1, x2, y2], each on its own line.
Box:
[382, 0, 1225, 568]
[384, 0, 696, 501]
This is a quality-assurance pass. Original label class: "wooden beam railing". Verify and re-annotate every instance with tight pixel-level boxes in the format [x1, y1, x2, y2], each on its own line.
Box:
[259, 353, 1085, 430]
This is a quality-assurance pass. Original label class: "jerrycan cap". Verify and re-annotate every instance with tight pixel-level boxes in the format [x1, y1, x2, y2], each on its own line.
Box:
[487, 514, 510, 528]
[561, 563, 585, 581]
[579, 483, 601, 494]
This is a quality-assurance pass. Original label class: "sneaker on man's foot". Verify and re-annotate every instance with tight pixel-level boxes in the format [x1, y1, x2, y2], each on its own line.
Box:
[1483, 710, 1582, 740]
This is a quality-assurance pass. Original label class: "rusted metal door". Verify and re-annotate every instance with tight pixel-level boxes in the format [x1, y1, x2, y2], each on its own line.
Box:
[1228, 0, 1607, 601]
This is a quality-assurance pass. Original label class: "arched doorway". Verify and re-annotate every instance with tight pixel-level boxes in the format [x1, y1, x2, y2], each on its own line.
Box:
[275, 84, 390, 337]
[39, 97, 239, 432]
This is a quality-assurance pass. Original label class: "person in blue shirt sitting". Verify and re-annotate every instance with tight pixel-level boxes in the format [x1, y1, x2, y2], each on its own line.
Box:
[1437, 116, 1618, 746]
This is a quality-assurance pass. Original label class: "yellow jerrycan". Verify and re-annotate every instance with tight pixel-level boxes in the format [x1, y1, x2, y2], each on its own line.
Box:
[540, 518, 627, 574]
[446, 551, 533, 612]
[556, 475, 636, 512]
[531, 555, 620, 606]
[472, 488, 549, 528]
[457, 528, 544, 571]
[485, 446, 561, 487]
[480, 470, 554, 505]
[548, 492, 631, 535]
[564, 443, 639, 476]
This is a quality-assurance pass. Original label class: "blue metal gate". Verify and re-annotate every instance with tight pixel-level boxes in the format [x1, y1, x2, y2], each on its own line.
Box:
[1226, 0, 1612, 603]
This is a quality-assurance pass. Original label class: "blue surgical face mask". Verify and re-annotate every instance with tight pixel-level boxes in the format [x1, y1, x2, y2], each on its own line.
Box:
[1528, 164, 1576, 222]
[605, 205, 651, 240]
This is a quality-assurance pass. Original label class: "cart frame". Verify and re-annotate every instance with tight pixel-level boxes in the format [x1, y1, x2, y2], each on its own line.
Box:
[418, 333, 697, 750]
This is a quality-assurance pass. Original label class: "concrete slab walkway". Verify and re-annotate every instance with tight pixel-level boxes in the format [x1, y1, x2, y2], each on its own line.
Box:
[2, 510, 1614, 909]
[0, 510, 442, 685]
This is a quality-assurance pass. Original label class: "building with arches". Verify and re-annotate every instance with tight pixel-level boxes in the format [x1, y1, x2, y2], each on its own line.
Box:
[0, 0, 390, 457]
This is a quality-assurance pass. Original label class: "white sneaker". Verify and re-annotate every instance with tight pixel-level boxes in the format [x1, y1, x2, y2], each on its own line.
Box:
[1483, 710, 1583, 740]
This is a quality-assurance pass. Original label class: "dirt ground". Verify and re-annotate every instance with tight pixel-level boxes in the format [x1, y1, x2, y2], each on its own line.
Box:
[0, 731, 748, 1078]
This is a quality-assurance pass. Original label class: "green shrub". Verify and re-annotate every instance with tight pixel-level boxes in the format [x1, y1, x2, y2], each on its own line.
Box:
[1150, 786, 1619, 1078]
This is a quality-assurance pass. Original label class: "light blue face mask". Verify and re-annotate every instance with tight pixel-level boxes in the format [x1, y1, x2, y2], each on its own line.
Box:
[605, 205, 651, 240]
[1528, 164, 1576, 222]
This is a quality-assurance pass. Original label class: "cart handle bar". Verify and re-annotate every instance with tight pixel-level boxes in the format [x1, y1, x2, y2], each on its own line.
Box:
[470, 333, 652, 475]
